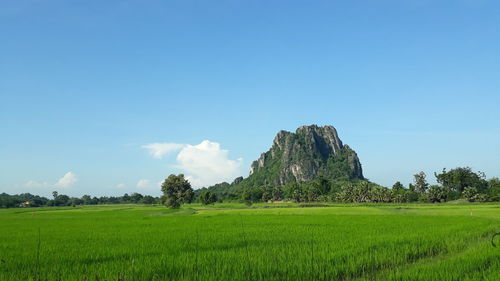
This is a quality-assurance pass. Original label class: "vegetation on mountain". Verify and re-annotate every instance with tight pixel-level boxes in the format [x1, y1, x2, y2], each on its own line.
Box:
[243, 125, 363, 189]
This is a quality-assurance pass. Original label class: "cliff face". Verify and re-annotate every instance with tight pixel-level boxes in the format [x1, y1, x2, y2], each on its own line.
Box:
[247, 125, 363, 186]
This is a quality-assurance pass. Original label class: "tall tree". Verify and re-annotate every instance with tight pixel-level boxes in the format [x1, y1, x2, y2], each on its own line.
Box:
[130, 192, 144, 203]
[413, 171, 429, 193]
[487, 178, 500, 201]
[161, 174, 194, 209]
[392, 181, 404, 191]
[81, 195, 92, 204]
[435, 167, 487, 193]
[54, 194, 70, 206]
[122, 193, 131, 203]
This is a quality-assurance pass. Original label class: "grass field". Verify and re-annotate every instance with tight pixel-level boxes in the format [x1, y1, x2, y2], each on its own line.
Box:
[0, 203, 499, 281]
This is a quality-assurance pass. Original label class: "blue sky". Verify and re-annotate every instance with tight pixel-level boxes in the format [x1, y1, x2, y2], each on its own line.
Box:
[1, 0, 499, 197]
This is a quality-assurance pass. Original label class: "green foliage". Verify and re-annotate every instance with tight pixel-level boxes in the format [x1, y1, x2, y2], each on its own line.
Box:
[390, 188, 406, 203]
[427, 185, 449, 203]
[261, 188, 272, 202]
[0, 193, 48, 208]
[161, 174, 194, 209]
[0, 192, 160, 209]
[463, 187, 478, 202]
[392, 181, 404, 191]
[199, 190, 217, 205]
[240, 187, 264, 205]
[370, 185, 390, 202]
[324, 147, 361, 180]
[405, 189, 420, 202]
[487, 178, 500, 201]
[241, 189, 253, 206]
[208, 166, 499, 204]
[240, 149, 284, 190]
[53, 194, 70, 206]
[271, 185, 283, 201]
[435, 167, 487, 193]
[205, 169, 500, 204]
[284, 182, 303, 203]
[236, 127, 363, 191]
[141, 195, 156, 204]
[231, 176, 243, 185]
[413, 171, 429, 193]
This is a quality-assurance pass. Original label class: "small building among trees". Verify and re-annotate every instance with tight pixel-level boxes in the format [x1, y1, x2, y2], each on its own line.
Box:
[19, 201, 32, 207]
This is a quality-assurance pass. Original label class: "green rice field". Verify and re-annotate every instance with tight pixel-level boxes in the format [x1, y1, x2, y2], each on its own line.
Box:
[0, 203, 499, 281]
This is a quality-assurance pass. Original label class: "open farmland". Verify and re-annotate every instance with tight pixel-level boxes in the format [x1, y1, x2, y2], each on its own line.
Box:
[0, 203, 499, 281]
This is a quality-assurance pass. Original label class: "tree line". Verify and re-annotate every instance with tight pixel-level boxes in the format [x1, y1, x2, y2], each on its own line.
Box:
[0, 191, 159, 208]
[199, 167, 500, 206]
[0, 174, 204, 209]
[2, 167, 499, 209]
[161, 167, 500, 208]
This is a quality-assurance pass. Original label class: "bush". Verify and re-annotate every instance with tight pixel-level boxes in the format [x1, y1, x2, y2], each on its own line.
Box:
[463, 187, 478, 202]
[427, 185, 449, 203]
[199, 190, 217, 205]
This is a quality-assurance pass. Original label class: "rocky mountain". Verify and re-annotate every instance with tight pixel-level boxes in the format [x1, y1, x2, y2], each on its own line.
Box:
[241, 125, 363, 187]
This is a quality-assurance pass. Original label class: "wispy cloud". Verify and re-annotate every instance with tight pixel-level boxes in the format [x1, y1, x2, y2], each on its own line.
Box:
[142, 143, 185, 159]
[25, 171, 77, 189]
[54, 172, 77, 188]
[136, 179, 150, 189]
[24, 180, 49, 188]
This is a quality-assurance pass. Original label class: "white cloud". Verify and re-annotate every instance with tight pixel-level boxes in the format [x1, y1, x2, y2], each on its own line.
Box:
[24, 172, 76, 190]
[116, 183, 125, 189]
[176, 141, 242, 187]
[137, 179, 150, 189]
[142, 143, 185, 159]
[177, 140, 242, 187]
[54, 172, 77, 188]
[143, 140, 243, 188]
[24, 180, 48, 188]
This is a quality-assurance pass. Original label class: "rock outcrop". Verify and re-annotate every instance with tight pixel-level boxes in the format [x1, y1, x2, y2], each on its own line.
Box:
[246, 125, 363, 186]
